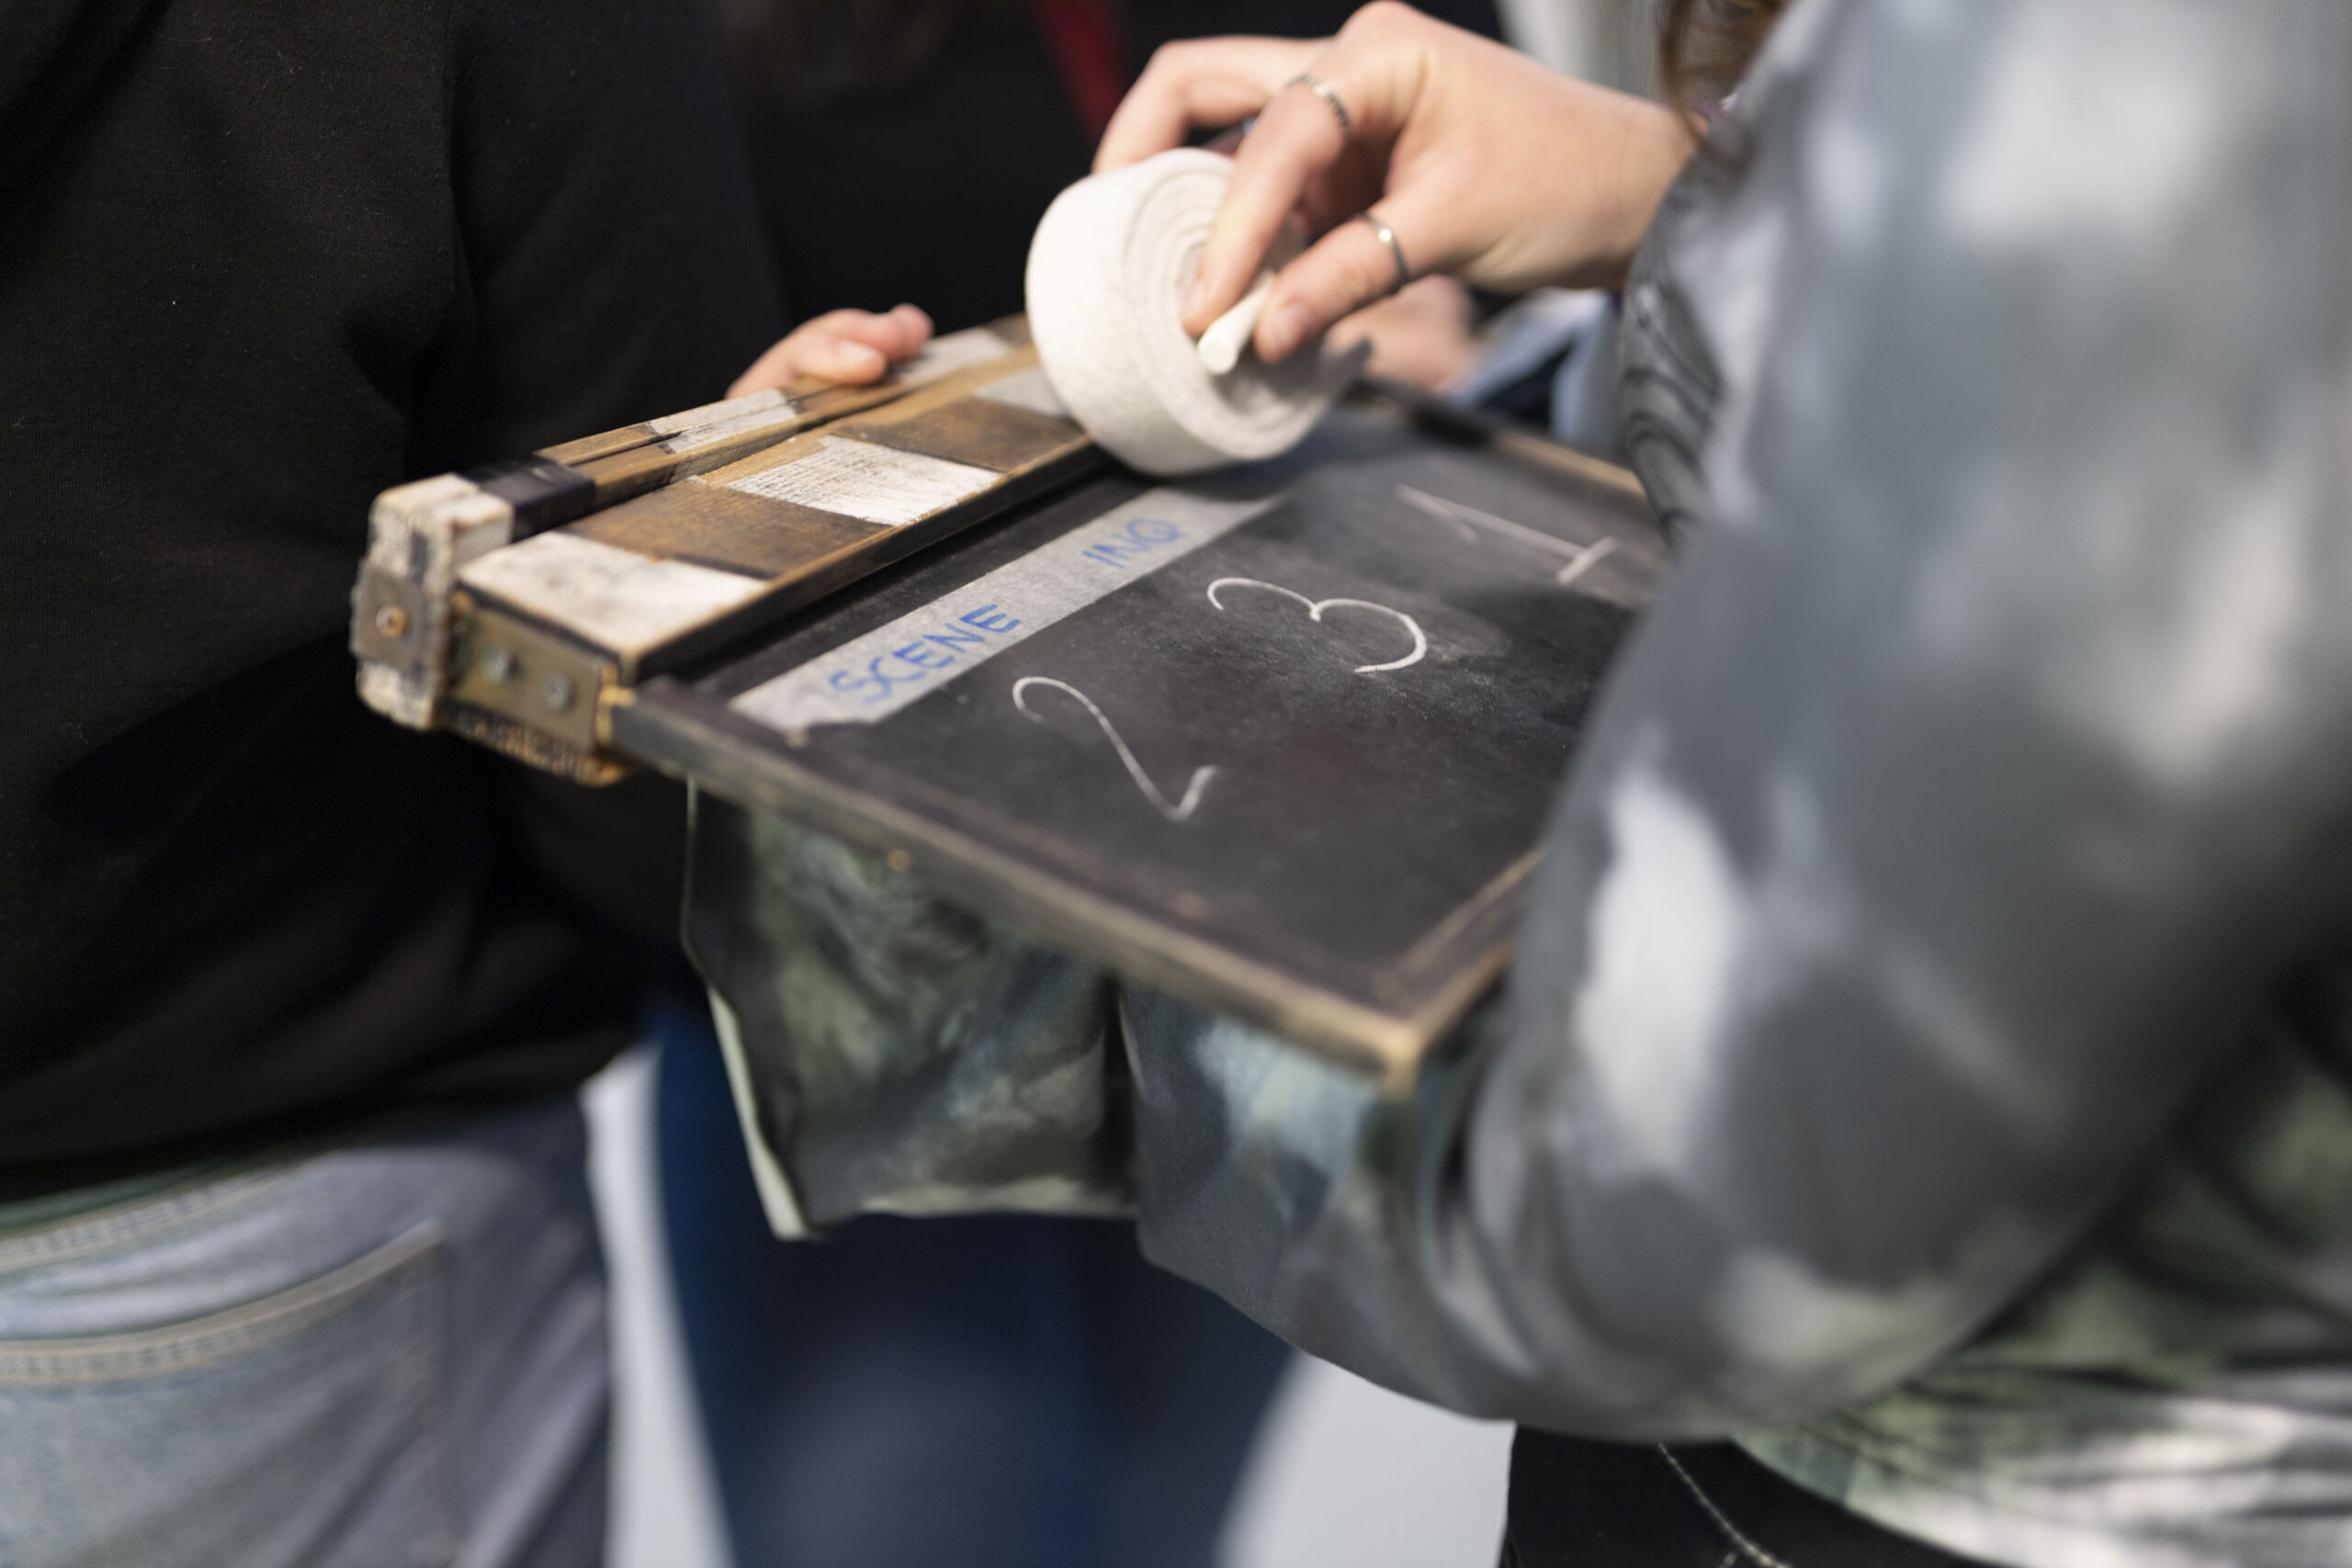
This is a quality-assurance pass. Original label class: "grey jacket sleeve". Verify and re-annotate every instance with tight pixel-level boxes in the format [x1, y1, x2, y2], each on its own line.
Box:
[1120, 0, 2352, 1436]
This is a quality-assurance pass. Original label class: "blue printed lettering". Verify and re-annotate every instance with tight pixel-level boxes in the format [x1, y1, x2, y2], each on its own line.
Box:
[826, 666, 891, 704]
[924, 624, 989, 655]
[1082, 516, 1184, 570]
[891, 640, 956, 671]
[835, 655, 930, 706]
[960, 604, 1020, 633]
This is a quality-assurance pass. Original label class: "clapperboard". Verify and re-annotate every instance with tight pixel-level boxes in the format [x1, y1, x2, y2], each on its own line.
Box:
[353, 320, 1666, 1082]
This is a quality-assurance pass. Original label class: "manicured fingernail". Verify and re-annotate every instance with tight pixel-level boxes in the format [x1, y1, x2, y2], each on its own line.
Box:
[1261, 302, 1315, 361]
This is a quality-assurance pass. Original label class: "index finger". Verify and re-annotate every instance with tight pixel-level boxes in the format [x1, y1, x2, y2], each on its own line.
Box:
[1182, 22, 1428, 335]
[1176, 76, 1353, 334]
[1094, 36, 1319, 172]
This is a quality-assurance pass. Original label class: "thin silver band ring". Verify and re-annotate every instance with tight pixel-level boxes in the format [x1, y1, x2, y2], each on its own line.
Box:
[1284, 72, 1352, 138]
[1358, 210, 1410, 292]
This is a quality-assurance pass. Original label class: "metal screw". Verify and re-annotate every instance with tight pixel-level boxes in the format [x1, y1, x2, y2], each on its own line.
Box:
[541, 672, 575, 712]
[478, 646, 517, 683]
[372, 604, 410, 640]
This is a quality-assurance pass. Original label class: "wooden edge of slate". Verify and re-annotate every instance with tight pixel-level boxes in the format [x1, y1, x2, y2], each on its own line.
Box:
[1354, 376, 1653, 506]
[609, 684, 1460, 1090]
[560, 321, 1043, 506]
[541, 316, 1033, 469]
[563, 380, 903, 504]
[349, 318, 1035, 737]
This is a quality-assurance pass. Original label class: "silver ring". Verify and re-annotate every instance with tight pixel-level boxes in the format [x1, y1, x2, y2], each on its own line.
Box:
[1358, 210, 1409, 292]
[1284, 72, 1352, 138]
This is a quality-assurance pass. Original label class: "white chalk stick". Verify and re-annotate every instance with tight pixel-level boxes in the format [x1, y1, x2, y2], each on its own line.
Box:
[1195, 270, 1276, 376]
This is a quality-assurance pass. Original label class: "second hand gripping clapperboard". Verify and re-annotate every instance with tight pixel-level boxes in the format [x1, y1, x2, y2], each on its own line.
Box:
[353, 318, 1668, 1086]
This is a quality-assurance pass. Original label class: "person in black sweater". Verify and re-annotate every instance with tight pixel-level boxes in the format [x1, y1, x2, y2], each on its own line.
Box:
[0, 2, 917, 1561]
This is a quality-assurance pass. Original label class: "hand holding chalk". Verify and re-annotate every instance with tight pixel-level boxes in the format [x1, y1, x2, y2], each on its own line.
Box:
[1094, 6, 1690, 365]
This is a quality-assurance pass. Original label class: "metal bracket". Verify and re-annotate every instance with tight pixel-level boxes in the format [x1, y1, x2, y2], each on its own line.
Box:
[447, 596, 621, 761]
[350, 566, 429, 678]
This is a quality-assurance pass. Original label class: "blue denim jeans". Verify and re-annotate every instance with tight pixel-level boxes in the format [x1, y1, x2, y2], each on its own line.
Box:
[0, 1096, 607, 1568]
[655, 1009, 1292, 1568]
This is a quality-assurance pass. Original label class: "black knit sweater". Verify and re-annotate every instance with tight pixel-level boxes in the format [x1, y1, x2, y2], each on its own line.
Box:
[0, 0, 783, 1193]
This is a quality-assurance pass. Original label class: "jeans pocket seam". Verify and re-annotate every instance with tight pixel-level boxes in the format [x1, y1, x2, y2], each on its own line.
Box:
[0, 1222, 447, 1385]
[0, 1164, 309, 1276]
[401, 1220, 461, 1567]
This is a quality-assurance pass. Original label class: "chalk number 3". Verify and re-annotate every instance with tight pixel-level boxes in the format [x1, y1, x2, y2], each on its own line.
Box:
[1012, 581, 1427, 823]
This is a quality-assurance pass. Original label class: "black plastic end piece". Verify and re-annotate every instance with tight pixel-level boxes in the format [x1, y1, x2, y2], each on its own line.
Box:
[1361, 375, 1507, 449]
[459, 456, 597, 536]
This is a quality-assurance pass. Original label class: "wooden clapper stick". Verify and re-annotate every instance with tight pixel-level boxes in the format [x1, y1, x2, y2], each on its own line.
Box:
[352, 318, 1103, 780]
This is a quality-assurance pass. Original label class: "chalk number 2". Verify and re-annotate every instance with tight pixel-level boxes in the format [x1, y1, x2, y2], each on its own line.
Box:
[1012, 580, 1428, 825]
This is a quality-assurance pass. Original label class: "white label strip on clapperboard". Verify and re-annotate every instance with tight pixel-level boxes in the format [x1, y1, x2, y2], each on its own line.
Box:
[724, 437, 1000, 528]
[729, 488, 1280, 734]
[458, 532, 767, 653]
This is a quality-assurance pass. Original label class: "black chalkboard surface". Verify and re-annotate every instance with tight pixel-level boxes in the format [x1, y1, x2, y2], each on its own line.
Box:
[614, 398, 1667, 1080]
